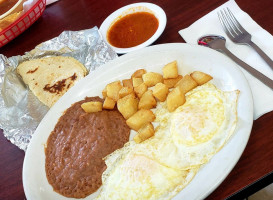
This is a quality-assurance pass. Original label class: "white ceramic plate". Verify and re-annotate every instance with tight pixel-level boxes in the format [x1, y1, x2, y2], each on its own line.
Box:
[23, 43, 253, 200]
[99, 3, 167, 54]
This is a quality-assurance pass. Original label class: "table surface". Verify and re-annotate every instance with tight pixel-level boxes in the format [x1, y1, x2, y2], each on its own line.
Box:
[1, 0, 273, 199]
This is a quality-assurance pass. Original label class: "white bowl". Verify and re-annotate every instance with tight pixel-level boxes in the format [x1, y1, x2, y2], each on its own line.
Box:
[99, 3, 167, 54]
[0, 0, 26, 20]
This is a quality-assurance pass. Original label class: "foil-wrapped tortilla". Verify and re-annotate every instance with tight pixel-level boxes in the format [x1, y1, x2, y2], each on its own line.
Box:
[0, 27, 117, 151]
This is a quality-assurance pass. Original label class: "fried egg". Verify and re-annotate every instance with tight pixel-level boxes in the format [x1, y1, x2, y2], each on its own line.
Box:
[135, 83, 239, 169]
[96, 83, 239, 199]
[96, 142, 198, 200]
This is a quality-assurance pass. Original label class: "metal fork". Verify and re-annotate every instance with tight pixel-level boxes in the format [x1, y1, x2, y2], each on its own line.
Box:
[218, 8, 273, 71]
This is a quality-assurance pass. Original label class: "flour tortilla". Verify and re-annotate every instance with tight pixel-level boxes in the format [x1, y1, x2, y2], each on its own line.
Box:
[17, 56, 87, 107]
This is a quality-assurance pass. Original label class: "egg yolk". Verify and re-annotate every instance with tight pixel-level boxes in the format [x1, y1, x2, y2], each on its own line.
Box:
[171, 90, 225, 146]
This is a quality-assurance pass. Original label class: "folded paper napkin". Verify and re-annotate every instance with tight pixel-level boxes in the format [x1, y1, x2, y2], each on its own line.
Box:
[23, 0, 39, 12]
[179, 0, 273, 120]
[23, 0, 59, 11]
[46, 0, 59, 5]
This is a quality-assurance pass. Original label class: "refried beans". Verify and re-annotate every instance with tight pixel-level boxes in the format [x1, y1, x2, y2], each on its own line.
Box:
[45, 97, 130, 198]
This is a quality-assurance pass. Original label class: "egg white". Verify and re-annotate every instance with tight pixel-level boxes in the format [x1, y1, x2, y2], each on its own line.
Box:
[96, 142, 198, 200]
[134, 83, 239, 170]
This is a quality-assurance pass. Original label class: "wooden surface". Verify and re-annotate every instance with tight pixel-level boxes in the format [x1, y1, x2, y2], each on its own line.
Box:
[1, 0, 273, 199]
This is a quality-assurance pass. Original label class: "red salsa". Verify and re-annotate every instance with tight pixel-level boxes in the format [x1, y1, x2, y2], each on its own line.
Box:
[107, 12, 159, 48]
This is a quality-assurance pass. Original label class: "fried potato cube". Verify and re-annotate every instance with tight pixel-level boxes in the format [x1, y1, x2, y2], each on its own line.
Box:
[122, 92, 136, 99]
[167, 87, 186, 112]
[102, 87, 107, 99]
[138, 90, 157, 109]
[132, 77, 143, 87]
[190, 71, 213, 85]
[163, 61, 178, 79]
[122, 79, 133, 88]
[81, 101, 102, 113]
[134, 123, 155, 143]
[119, 86, 134, 99]
[133, 134, 143, 144]
[103, 97, 116, 109]
[126, 109, 155, 131]
[131, 69, 147, 78]
[163, 75, 183, 88]
[134, 82, 148, 98]
[117, 94, 139, 119]
[106, 81, 123, 101]
[142, 72, 163, 87]
[153, 83, 169, 102]
[176, 75, 198, 94]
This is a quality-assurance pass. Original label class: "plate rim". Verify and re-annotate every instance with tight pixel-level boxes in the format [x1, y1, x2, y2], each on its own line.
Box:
[23, 43, 254, 200]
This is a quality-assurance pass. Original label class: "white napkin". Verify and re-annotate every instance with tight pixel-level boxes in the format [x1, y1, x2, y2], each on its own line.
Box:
[46, 0, 59, 5]
[179, 0, 273, 120]
[23, 0, 59, 11]
[23, 0, 39, 13]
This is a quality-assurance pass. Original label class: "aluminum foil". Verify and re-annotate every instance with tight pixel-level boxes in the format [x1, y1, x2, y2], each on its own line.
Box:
[0, 27, 117, 151]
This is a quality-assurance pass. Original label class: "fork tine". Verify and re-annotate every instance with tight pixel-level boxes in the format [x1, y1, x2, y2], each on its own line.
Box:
[222, 8, 240, 35]
[218, 10, 236, 39]
[218, 12, 232, 38]
[227, 8, 247, 33]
